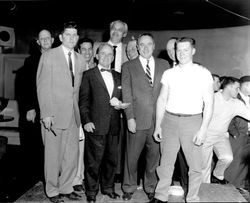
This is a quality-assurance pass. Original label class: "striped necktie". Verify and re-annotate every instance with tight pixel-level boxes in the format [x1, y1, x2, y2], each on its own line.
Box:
[146, 59, 153, 87]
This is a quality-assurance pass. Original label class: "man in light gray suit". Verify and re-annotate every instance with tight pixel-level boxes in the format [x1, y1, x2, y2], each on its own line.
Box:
[121, 33, 169, 201]
[37, 21, 86, 203]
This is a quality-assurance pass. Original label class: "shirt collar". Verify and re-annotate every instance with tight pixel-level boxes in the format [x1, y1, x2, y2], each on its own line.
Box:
[108, 40, 122, 48]
[61, 45, 74, 56]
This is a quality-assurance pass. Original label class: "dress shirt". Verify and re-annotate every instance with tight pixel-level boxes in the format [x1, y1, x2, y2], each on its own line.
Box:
[108, 40, 122, 73]
[139, 55, 155, 83]
[61, 45, 75, 74]
[98, 65, 114, 98]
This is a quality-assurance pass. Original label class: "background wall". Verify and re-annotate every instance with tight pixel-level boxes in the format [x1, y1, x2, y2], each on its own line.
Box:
[4, 25, 250, 78]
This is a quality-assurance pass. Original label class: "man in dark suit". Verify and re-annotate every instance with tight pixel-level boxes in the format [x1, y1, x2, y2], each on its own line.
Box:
[225, 75, 250, 191]
[16, 29, 54, 182]
[121, 33, 169, 201]
[37, 21, 85, 203]
[79, 43, 128, 203]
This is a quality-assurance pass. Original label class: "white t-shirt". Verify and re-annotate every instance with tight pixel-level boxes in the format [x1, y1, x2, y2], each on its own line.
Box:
[161, 63, 213, 114]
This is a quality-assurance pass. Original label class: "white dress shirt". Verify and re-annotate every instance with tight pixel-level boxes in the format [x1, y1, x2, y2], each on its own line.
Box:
[98, 65, 114, 98]
[108, 40, 122, 73]
[139, 55, 155, 83]
[61, 45, 75, 74]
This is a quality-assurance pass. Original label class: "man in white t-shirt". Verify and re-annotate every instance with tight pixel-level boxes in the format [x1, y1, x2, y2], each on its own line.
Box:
[151, 37, 214, 203]
[202, 77, 250, 184]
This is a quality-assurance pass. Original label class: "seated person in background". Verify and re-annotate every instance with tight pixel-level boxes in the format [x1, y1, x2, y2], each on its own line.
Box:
[212, 73, 221, 92]
[202, 77, 250, 185]
[225, 76, 250, 192]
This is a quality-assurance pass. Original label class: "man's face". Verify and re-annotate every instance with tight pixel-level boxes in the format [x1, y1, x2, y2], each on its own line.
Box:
[176, 41, 195, 65]
[97, 45, 114, 68]
[242, 81, 250, 96]
[166, 39, 176, 61]
[79, 42, 93, 62]
[59, 28, 79, 50]
[110, 22, 125, 44]
[138, 35, 155, 59]
[229, 82, 240, 98]
[37, 30, 53, 51]
[126, 40, 138, 60]
[213, 76, 221, 92]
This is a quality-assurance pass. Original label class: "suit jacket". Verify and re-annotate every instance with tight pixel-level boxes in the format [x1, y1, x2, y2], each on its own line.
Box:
[228, 94, 249, 139]
[122, 57, 169, 130]
[79, 67, 122, 135]
[36, 45, 86, 129]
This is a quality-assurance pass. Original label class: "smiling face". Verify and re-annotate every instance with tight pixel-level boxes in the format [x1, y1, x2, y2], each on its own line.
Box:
[176, 41, 195, 65]
[79, 42, 93, 62]
[126, 40, 138, 60]
[138, 35, 155, 60]
[97, 44, 114, 68]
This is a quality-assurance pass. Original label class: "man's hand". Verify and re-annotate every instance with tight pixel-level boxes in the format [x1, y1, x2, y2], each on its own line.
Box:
[153, 127, 162, 142]
[42, 117, 54, 130]
[193, 128, 207, 146]
[128, 118, 136, 133]
[84, 122, 95, 133]
[26, 109, 36, 123]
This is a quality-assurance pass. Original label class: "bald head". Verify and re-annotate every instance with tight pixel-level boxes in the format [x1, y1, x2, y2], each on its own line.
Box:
[37, 29, 54, 53]
[166, 38, 177, 62]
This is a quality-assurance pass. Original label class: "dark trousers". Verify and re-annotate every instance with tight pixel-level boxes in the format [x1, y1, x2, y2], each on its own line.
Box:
[84, 131, 119, 198]
[122, 122, 160, 194]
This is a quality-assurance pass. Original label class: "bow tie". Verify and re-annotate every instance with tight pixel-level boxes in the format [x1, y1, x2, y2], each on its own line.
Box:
[100, 68, 111, 73]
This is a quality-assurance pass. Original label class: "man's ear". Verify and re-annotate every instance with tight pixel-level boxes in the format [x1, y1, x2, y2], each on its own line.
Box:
[59, 34, 63, 42]
[51, 37, 54, 44]
[36, 39, 40, 46]
[192, 48, 196, 56]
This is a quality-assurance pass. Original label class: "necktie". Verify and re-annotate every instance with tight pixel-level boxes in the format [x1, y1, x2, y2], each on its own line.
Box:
[146, 60, 153, 87]
[111, 45, 117, 70]
[68, 52, 74, 86]
[100, 68, 111, 73]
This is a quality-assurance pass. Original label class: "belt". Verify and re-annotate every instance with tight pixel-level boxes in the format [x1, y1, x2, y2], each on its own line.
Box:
[166, 111, 201, 117]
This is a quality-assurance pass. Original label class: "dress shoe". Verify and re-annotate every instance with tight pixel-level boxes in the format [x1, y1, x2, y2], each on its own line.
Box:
[49, 195, 64, 203]
[122, 192, 133, 201]
[211, 175, 228, 184]
[147, 192, 155, 201]
[149, 197, 168, 203]
[60, 191, 82, 200]
[86, 195, 96, 203]
[102, 191, 120, 199]
[73, 184, 85, 193]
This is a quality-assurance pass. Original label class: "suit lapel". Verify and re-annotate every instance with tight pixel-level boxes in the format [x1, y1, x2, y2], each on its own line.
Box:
[153, 59, 161, 89]
[93, 67, 110, 96]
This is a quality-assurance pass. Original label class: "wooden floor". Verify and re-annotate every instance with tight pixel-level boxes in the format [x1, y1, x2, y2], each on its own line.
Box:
[17, 181, 248, 202]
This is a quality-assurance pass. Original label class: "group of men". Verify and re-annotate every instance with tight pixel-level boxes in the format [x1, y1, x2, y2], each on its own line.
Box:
[18, 19, 250, 203]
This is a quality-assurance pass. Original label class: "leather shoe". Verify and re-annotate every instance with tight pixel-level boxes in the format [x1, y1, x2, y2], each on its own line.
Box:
[103, 191, 120, 199]
[73, 184, 85, 193]
[60, 192, 82, 200]
[122, 192, 133, 201]
[86, 195, 96, 203]
[147, 192, 155, 201]
[49, 195, 64, 203]
[149, 197, 168, 203]
[211, 175, 228, 184]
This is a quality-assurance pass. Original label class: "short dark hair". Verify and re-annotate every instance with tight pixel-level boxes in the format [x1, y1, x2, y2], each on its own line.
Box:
[77, 37, 94, 50]
[220, 76, 239, 89]
[61, 21, 78, 34]
[137, 33, 155, 44]
[176, 37, 196, 48]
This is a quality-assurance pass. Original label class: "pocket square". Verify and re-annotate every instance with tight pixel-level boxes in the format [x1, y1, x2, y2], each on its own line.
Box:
[118, 86, 122, 89]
